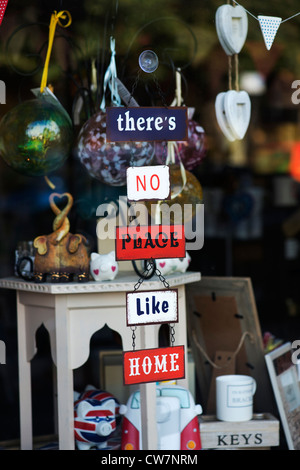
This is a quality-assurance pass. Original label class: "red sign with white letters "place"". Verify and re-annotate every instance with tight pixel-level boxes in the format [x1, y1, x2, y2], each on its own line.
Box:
[116, 224, 185, 261]
[123, 345, 185, 385]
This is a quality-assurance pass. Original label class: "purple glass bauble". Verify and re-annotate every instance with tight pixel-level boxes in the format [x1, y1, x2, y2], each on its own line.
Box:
[75, 110, 155, 186]
[155, 119, 206, 171]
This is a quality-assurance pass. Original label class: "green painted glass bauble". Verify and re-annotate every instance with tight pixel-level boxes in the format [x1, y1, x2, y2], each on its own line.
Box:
[0, 98, 73, 177]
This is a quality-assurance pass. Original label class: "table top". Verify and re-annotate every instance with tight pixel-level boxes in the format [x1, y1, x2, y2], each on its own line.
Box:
[0, 271, 201, 295]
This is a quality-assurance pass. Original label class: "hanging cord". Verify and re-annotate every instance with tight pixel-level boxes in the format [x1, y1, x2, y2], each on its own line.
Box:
[40, 10, 72, 93]
[128, 69, 141, 107]
[225, 1, 239, 92]
[152, 73, 168, 107]
[228, 56, 232, 90]
[191, 329, 254, 369]
[227, 0, 233, 91]
[39, 10, 72, 190]
[231, 0, 300, 23]
[228, 55, 239, 91]
[154, 69, 187, 225]
[234, 54, 239, 91]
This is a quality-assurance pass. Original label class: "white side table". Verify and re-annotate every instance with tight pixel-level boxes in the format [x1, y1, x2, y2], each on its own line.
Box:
[0, 271, 200, 450]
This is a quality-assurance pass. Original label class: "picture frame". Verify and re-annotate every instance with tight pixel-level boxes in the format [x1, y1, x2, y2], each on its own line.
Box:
[265, 342, 300, 450]
[186, 276, 274, 415]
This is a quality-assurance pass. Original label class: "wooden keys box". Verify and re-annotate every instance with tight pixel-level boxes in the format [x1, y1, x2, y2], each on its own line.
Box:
[199, 413, 280, 449]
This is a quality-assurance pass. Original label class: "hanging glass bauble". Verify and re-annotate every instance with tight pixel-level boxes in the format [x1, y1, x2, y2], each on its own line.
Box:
[155, 119, 206, 170]
[75, 110, 155, 186]
[0, 98, 73, 177]
[145, 163, 203, 223]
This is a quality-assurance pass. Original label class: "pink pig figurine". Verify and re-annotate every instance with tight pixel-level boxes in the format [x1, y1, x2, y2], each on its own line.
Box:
[156, 252, 191, 276]
[90, 251, 118, 281]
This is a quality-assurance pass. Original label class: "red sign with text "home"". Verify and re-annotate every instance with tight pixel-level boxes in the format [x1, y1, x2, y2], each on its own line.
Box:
[123, 346, 185, 385]
[115, 224, 185, 261]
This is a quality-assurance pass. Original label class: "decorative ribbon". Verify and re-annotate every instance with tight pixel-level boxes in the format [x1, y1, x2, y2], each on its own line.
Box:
[168, 70, 187, 197]
[100, 36, 121, 111]
[40, 10, 72, 93]
[40, 11, 72, 190]
[170, 68, 184, 107]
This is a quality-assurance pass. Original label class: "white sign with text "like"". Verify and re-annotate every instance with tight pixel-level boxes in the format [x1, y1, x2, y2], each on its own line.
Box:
[126, 289, 178, 326]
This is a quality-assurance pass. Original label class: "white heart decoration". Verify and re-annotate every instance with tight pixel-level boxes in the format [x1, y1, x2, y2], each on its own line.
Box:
[224, 90, 251, 140]
[215, 92, 236, 142]
[216, 4, 248, 55]
[215, 8, 233, 55]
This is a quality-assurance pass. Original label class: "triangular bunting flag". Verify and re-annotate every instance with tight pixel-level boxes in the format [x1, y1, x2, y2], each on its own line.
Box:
[258, 15, 282, 50]
[0, 0, 8, 26]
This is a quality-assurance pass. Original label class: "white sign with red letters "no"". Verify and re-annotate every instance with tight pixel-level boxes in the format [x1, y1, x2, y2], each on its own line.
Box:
[126, 165, 170, 201]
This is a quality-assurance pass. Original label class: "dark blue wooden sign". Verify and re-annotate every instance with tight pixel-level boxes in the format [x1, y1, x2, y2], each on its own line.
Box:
[106, 106, 188, 142]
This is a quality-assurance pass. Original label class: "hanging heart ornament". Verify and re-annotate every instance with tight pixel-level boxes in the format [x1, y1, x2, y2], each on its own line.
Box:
[215, 4, 248, 55]
[215, 90, 251, 141]
[224, 90, 251, 140]
[215, 92, 235, 142]
[215, 92, 236, 142]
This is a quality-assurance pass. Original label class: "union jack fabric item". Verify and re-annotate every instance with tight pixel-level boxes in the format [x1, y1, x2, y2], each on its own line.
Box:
[74, 399, 116, 444]
[74, 389, 120, 449]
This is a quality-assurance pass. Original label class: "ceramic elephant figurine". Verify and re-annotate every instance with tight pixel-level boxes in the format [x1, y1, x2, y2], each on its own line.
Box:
[33, 192, 90, 283]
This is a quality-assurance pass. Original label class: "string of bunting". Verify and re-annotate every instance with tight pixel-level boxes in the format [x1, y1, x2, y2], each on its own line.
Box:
[230, 0, 300, 50]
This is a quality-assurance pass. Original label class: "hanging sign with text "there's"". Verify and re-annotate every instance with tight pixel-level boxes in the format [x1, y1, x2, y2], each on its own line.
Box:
[127, 165, 170, 201]
[115, 224, 185, 261]
[106, 107, 188, 142]
[123, 346, 185, 385]
[126, 289, 178, 326]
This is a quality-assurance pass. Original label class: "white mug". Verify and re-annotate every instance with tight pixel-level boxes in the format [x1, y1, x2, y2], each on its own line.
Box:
[216, 374, 256, 422]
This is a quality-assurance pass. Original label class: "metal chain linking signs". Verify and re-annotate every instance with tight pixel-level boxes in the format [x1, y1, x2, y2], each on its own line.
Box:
[131, 259, 176, 350]
[131, 326, 137, 351]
